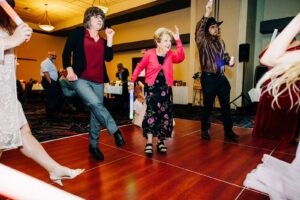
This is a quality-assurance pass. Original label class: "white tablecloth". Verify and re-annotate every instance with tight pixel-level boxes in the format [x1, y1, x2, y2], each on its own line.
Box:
[172, 86, 188, 105]
[32, 83, 44, 91]
[104, 85, 122, 95]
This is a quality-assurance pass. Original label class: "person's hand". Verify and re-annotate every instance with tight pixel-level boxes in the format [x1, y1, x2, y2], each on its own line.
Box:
[105, 28, 115, 47]
[172, 25, 180, 40]
[105, 28, 115, 39]
[229, 56, 235, 67]
[11, 23, 32, 46]
[66, 67, 78, 81]
[128, 82, 134, 91]
[205, 0, 213, 17]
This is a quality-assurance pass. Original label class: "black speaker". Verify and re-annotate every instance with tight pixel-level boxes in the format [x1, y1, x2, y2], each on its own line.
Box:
[254, 65, 268, 87]
[239, 43, 250, 62]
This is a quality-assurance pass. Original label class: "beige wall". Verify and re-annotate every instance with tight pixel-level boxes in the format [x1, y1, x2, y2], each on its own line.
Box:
[190, 0, 246, 107]
[16, 32, 66, 82]
[16, 2, 248, 105]
[107, 8, 191, 93]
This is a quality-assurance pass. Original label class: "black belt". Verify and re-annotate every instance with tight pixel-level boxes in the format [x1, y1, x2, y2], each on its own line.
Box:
[203, 72, 223, 76]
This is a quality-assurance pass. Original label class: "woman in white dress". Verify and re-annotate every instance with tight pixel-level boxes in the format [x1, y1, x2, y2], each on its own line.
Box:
[0, 0, 83, 186]
[243, 13, 300, 200]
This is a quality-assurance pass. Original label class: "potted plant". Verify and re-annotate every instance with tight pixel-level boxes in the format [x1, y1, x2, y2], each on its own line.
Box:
[192, 72, 201, 89]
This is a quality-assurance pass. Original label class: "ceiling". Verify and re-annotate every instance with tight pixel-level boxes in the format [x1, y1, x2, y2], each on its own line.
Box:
[14, 0, 190, 36]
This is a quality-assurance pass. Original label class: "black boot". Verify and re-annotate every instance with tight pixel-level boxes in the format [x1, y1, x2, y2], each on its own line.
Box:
[89, 146, 104, 161]
[201, 130, 211, 141]
[225, 131, 239, 142]
[114, 129, 125, 147]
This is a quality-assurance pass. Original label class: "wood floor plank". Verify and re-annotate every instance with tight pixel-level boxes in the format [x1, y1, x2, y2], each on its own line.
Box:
[1, 119, 290, 200]
[237, 189, 269, 200]
[61, 155, 242, 200]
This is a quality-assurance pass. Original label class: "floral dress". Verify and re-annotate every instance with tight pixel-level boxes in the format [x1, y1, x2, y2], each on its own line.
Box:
[0, 29, 26, 151]
[142, 56, 173, 140]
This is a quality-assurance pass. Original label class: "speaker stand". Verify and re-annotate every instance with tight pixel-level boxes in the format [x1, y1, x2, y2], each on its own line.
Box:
[230, 92, 251, 108]
[230, 62, 251, 109]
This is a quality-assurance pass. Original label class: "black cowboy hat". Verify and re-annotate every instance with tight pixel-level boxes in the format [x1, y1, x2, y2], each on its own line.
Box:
[205, 17, 223, 31]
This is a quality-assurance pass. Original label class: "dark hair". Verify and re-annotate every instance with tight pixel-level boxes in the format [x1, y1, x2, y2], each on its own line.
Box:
[83, 7, 105, 29]
[0, 0, 15, 35]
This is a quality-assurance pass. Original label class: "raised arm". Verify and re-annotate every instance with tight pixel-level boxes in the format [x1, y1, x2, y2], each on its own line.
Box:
[171, 25, 185, 63]
[195, 1, 212, 46]
[260, 13, 300, 66]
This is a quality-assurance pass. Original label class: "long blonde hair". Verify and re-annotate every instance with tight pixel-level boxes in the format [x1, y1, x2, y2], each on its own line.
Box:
[256, 62, 300, 111]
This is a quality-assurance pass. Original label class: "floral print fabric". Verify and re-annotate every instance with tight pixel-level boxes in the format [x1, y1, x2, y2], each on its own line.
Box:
[142, 69, 173, 140]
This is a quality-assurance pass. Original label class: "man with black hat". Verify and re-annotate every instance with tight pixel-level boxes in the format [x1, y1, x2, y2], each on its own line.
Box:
[195, 1, 239, 142]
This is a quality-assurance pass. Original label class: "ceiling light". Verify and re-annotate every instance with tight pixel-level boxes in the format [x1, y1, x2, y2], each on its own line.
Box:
[92, 0, 109, 14]
[97, 5, 108, 14]
[39, 4, 54, 32]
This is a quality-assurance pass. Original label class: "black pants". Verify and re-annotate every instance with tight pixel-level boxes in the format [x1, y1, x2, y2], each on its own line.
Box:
[200, 72, 233, 134]
[115, 83, 129, 113]
[41, 77, 63, 118]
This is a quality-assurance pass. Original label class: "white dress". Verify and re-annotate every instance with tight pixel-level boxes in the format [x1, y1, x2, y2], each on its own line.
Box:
[243, 142, 300, 200]
[0, 29, 27, 151]
[132, 99, 146, 127]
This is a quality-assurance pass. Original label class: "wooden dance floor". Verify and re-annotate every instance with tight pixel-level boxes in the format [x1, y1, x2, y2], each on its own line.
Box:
[0, 118, 297, 200]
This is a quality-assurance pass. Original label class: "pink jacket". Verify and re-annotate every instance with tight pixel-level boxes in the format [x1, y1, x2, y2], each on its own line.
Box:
[131, 40, 185, 86]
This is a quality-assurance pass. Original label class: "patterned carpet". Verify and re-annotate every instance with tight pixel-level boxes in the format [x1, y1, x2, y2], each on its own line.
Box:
[173, 104, 255, 129]
[23, 100, 132, 142]
[23, 100, 255, 142]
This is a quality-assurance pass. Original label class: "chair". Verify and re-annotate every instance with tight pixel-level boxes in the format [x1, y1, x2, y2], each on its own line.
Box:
[21, 81, 34, 105]
[16, 80, 24, 101]
[192, 80, 202, 106]
[254, 65, 268, 87]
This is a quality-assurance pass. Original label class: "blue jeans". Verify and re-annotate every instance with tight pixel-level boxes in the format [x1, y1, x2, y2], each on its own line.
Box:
[59, 78, 77, 98]
[72, 78, 118, 148]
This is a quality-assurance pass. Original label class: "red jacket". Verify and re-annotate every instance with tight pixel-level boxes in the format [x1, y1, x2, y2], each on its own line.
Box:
[130, 39, 185, 86]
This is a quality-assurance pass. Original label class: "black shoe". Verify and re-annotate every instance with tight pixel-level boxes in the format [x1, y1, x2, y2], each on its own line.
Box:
[157, 141, 167, 153]
[145, 143, 153, 157]
[201, 130, 211, 141]
[114, 130, 125, 147]
[89, 146, 104, 161]
[225, 131, 239, 142]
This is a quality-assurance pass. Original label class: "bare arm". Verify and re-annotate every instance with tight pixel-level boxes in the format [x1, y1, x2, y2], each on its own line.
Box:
[43, 72, 52, 84]
[195, 2, 212, 47]
[260, 13, 300, 66]
[2, 23, 32, 50]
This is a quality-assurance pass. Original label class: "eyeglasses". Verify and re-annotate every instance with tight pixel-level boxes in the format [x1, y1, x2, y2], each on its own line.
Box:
[92, 15, 103, 20]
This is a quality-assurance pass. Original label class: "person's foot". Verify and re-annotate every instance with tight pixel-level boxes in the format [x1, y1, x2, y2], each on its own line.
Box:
[225, 131, 239, 142]
[144, 143, 153, 156]
[201, 130, 211, 141]
[89, 146, 104, 161]
[114, 129, 125, 147]
[49, 167, 85, 186]
[157, 141, 167, 153]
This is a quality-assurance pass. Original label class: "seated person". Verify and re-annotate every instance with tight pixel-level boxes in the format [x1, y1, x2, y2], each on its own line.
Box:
[252, 37, 300, 141]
